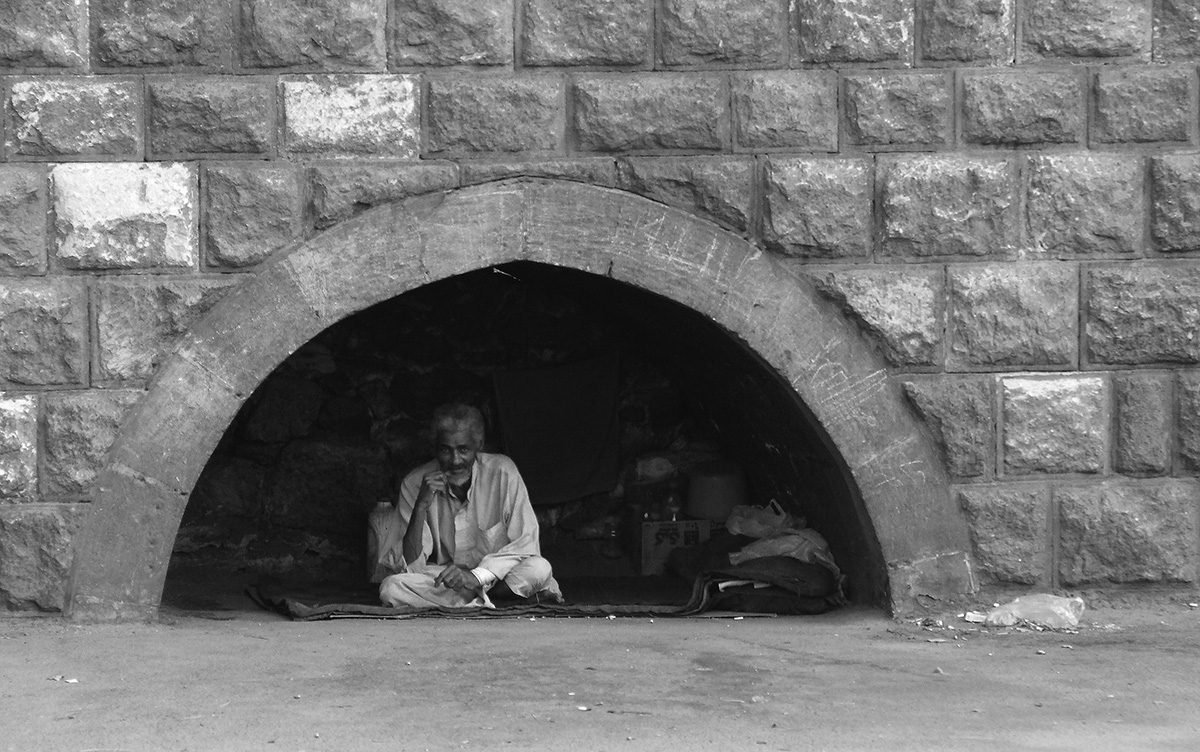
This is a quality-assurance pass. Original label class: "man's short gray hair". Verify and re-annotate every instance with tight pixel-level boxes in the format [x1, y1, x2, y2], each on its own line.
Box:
[430, 402, 485, 445]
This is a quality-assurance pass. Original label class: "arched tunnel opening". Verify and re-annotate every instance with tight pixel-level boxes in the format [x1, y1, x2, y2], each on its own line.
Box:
[161, 260, 886, 613]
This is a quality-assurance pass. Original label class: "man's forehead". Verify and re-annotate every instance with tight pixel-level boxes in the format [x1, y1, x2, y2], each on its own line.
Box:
[436, 424, 477, 446]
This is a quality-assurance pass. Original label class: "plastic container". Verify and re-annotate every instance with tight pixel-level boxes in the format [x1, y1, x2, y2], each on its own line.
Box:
[686, 460, 747, 523]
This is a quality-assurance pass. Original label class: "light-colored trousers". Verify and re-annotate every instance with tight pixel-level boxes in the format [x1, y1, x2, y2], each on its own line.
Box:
[378, 556, 557, 608]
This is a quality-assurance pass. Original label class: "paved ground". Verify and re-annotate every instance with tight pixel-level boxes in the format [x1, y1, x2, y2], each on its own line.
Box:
[2, 597, 1199, 752]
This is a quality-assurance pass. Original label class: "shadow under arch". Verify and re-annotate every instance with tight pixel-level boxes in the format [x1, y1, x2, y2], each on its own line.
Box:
[65, 179, 976, 620]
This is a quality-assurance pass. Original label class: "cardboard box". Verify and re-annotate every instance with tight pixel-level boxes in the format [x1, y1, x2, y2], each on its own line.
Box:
[630, 518, 711, 576]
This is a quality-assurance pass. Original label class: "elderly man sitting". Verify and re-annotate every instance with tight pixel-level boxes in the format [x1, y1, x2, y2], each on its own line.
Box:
[368, 403, 563, 608]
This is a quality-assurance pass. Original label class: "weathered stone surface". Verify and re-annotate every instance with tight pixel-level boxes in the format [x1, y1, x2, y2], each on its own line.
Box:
[962, 72, 1084, 145]
[391, 0, 513, 66]
[42, 390, 142, 497]
[1057, 480, 1198, 584]
[1154, 0, 1200, 59]
[574, 75, 727, 153]
[880, 156, 1016, 257]
[614, 157, 752, 232]
[0, 279, 86, 386]
[148, 78, 274, 156]
[1026, 155, 1143, 256]
[1113, 373, 1172, 475]
[95, 0, 230, 68]
[1087, 265, 1200, 364]
[0, 395, 37, 500]
[1093, 67, 1191, 143]
[1021, 0, 1150, 61]
[843, 73, 951, 147]
[958, 485, 1048, 584]
[520, 0, 651, 66]
[813, 267, 942, 367]
[0, 0, 87, 68]
[427, 77, 562, 154]
[1002, 376, 1108, 475]
[948, 264, 1078, 368]
[1151, 154, 1200, 251]
[732, 72, 838, 151]
[0, 504, 84, 611]
[282, 75, 419, 157]
[659, 0, 786, 66]
[205, 164, 300, 268]
[762, 158, 872, 258]
[241, 0, 385, 69]
[459, 159, 616, 187]
[0, 165, 47, 274]
[796, 0, 914, 64]
[307, 163, 458, 229]
[95, 277, 240, 383]
[6, 78, 141, 157]
[903, 377, 993, 478]
[52, 163, 198, 271]
[917, 0, 1014, 63]
[1178, 373, 1200, 472]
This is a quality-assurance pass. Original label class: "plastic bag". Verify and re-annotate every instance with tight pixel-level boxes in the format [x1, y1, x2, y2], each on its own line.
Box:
[728, 528, 841, 580]
[725, 500, 801, 539]
[984, 594, 1086, 629]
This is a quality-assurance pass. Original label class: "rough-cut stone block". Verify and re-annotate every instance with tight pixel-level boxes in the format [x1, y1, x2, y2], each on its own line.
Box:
[0, 165, 47, 274]
[282, 75, 419, 157]
[148, 78, 274, 156]
[427, 77, 563, 154]
[459, 159, 616, 188]
[1057, 481, 1197, 584]
[1179, 373, 1200, 472]
[95, 277, 240, 383]
[0, 504, 84, 611]
[521, 0, 651, 66]
[391, 0, 513, 66]
[6, 78, 141, 157]
[881, 156, 1016, 257]
[615, 157, 752, 232]
[1026, 155, 1143, 256]
[307, 162, 459, 229]
[95, 0, 230, 68]
[1093, 67, 1191, 144]
[796, 0, 914, 64]
[1152, 154, 1200, 251]
[0, 279, 87, 386]
[958, 486, 1048, 584]
[0, 0, 87, 68]
[962, 72, 1084, 145]
[903, 378, 992, 478]
[1002, 376, 1108, 475]
[52, 163, 198, 271]
[918, 0, 1014, 64]
[844, 73, 951, 147]
[763, 158, 872, 258]
[732, 72, 838, 151]
[948, 264, 1078, 368]
[42, 391, 141, 497]
[573, 75, 727, 152]
[1113, 373, 1172, 475]
[1155, 0, 1200, 59]
[659, 0, 787, 66]
[0, 395, 37, 500]
[241, 0, 385, 69]
[205, 164, 300, 268]
[1087, 265, 1200, 365]
[813, 268, 942, 367]
[1021, 0, 1150, 61]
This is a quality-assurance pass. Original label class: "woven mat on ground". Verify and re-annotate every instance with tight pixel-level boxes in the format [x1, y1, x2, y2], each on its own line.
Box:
[246, 557, 834, 621]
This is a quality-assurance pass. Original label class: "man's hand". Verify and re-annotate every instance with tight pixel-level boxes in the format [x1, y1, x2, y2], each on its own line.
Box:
[433, 564, 481, 592]
[416, 471, 448, 510]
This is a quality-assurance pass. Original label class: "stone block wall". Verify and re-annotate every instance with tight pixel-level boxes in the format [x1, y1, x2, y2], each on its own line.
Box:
[2, 0, 1200, 611]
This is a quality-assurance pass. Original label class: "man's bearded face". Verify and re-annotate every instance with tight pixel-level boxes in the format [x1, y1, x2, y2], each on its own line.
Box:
[435, 424, 479, 485]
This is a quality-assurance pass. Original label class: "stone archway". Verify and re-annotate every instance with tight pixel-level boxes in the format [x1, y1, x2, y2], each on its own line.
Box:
[64, 179, 975, 620]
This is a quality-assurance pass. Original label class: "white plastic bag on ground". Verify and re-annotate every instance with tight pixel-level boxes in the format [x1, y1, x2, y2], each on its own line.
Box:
[984, 594, 1086, 629]
[725, 500, 801, 539]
